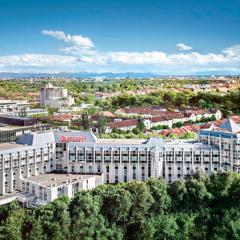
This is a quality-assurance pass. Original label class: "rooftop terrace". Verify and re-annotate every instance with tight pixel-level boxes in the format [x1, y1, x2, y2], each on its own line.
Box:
[23, 173, 101, 187]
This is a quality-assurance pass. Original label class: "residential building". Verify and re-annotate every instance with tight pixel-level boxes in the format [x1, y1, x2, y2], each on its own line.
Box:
[40, 83, 75, 108]
[106, 119, 138, 132]
[10, 108, 48, 117]
[0, 100, 31, 113]
[0, 115, 50, 143]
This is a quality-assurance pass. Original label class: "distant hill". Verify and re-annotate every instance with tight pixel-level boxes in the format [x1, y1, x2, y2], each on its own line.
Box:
[0, 72, 160, 79]
[0, 71, 239, 79]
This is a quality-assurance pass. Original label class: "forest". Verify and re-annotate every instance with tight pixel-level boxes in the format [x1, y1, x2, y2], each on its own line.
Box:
[1, 171, 240, 240]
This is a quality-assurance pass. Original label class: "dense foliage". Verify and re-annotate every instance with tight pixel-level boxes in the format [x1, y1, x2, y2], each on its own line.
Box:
[109, 90, 240, 115]
[1, 171, 240, 239]
[99, 131, 197, 140]
[1, 79, 240, 116]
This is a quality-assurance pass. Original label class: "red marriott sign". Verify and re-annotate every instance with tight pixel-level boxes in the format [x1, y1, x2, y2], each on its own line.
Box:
[60, 135, 87, 143]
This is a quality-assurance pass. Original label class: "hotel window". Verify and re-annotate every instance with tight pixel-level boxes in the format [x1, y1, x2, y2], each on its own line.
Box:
[44, 192, 48, 200]
[113, 151, 120, 160]
[122, 150, 129, 158]
[87, 153, 93, 162]
[115, 166, 118, 176]
[70, 154, 76, 161]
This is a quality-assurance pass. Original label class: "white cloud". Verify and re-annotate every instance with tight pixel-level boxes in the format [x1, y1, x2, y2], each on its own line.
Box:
[168, 52, 228, 65]
[0, 30, 239, 73]
[222, 45, 240, 58]
[59, 46, 97, 56]
[176, 43, 193, 51]
[76, 49, 232, 66]
[0, 54, 77, 67]
[42, 30, 94, 48]
[105, 51, 169, 65]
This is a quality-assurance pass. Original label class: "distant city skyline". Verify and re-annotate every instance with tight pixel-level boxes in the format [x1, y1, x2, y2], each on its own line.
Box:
[0, 0, 239, 74]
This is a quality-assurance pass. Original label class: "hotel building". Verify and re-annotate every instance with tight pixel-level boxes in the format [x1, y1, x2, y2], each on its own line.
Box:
[0, 118, 240, 206]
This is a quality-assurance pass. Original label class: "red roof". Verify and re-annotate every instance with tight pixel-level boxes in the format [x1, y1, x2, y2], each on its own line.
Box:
[159, 124, 201, 137]
[28, 92, 39, 96]
[184, 108, 219, 115]
[99, 111, 115, 118]
[150, 112, 185, 122]
[160, 129, 171, 136]
[52, 114, 73, 121]
[231, 115, 240, 124]
[116, 106, 167, 116]
[91, 111, 115, 122]
[182, 125, 201, 132]
[158, 115, 240, 137]
[108, 119, 138, 129]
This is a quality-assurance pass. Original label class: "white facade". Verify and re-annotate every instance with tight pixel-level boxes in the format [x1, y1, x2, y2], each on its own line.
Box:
[19, 174, 103, 202]
[0, 132, 56, 196]
[11, 108, 48, 117]
[107, 110, 222, 133]
[0, 100, 31, 113]
[40, 83, 75, 108]
[0, 118, 239, 206]
[0, 131, 103, 206]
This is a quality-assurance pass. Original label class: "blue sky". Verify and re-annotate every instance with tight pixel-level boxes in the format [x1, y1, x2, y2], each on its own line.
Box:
[0, 0, 239, 73]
